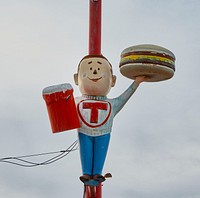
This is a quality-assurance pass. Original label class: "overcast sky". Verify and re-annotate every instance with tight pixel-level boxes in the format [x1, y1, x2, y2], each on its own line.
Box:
[0, 0, 200, 197]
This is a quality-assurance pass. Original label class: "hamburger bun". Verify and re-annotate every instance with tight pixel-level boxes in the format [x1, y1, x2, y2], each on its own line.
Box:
[119, 44, 175, 82]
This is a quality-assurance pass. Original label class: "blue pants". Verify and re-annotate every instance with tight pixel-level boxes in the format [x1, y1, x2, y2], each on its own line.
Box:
[78, 133, 110, 176]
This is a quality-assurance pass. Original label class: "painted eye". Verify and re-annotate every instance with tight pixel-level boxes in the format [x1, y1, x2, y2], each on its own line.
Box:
[90, 67, 92, 70]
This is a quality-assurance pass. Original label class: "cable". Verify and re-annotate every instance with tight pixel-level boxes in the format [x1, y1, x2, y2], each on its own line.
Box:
[0, 140, 78, 167]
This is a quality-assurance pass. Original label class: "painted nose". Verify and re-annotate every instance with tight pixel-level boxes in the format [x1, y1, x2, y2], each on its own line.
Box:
[93, 69, 97, 74]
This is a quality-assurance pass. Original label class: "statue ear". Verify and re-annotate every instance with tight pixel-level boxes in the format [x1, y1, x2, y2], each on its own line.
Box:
[111, 75, 116, 87]
[74, 73, 78, 85]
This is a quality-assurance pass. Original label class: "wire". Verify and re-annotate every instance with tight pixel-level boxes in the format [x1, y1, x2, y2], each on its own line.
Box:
[0, 140, 78, 167]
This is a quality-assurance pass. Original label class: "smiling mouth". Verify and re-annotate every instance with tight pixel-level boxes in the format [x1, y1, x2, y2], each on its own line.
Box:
[88, 77, 102, 82]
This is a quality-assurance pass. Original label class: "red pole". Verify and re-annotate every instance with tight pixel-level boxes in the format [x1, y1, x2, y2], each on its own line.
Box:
[85, 184, 102, 198]
[96, 184, 102, 197]
[89, 0, 102, 55]
[86, 0, 102, 196]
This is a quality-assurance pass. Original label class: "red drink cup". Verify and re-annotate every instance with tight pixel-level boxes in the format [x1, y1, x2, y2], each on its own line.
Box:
[43, 83, 80, 133]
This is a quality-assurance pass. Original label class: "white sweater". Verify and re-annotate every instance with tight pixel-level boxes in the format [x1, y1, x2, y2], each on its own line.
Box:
[75, 81, 139, 136]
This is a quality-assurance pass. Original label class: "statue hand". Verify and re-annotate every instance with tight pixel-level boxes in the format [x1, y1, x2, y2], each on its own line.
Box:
[135, 75, 148, 84]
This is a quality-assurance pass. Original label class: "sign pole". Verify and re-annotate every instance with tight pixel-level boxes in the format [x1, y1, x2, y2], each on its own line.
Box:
[89, 0, 102, 55]
[85, 0, 102, 197]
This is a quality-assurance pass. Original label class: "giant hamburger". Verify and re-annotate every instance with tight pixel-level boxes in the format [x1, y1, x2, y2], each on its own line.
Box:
[119, 44, 175, 82]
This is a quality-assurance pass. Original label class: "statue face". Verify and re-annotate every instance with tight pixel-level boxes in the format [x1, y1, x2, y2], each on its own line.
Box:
[74, 57, 116, 96]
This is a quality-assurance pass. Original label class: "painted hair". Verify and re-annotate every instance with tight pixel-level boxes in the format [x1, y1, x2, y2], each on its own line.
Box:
[77, 54, 113, 74]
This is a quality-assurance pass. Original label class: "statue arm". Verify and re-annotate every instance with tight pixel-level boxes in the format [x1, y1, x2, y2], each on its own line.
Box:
[113, 76, 146, 115]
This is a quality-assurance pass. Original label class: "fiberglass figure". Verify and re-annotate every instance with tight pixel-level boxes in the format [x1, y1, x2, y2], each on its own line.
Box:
[74, 55, 146, 183]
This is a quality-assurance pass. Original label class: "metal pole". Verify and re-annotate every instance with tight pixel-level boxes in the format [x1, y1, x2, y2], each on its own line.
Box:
[85, 184, 102, 198]
[85, 0, 102, 196]
[89, 0, 102, 55]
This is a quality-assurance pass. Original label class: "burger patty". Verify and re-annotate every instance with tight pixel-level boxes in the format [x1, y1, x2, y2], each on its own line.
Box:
[119, 58, 175, 71]
[121, 51, 175, 61]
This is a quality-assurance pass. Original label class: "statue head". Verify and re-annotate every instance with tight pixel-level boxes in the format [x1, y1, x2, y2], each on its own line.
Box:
[74, 55, 116, 96]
